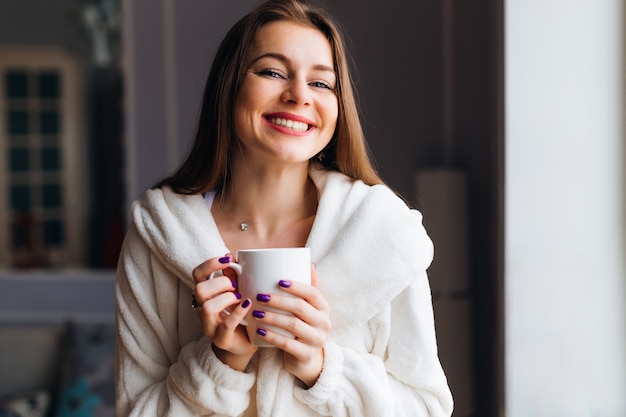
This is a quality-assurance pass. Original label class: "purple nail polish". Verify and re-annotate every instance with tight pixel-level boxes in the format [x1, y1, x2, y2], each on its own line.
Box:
[278, 280, 292, 288]
[252, 310, 265, 319]
[242, 299, 251, 308]
[257, 328, 267, 336]
[235, 292, 242, 300]
[219, 256, 231, 264]
[257, 293, 271, 302]
[231, 280, 237, 288]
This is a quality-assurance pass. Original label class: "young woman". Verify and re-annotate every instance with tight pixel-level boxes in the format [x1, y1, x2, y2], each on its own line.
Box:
[115, 0, 453, 415]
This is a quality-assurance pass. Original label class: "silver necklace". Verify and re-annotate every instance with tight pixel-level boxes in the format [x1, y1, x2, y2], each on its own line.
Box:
[237, 187, 314, 232]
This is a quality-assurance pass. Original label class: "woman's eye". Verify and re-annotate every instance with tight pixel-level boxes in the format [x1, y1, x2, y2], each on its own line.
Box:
[258, 69, 283, 79]
[310, 81, 332, 90]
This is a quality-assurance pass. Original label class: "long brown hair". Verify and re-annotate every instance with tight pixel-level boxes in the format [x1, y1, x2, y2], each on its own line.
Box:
[157, 0, 382, 194]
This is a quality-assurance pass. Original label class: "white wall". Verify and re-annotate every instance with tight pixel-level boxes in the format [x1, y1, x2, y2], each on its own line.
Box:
[505, 1, 626, 415]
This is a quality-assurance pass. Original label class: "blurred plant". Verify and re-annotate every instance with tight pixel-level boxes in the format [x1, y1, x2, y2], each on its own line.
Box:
[77, 0, 121, 67]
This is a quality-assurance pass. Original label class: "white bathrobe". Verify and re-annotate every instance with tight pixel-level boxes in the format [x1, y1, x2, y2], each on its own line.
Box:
[115, 165, 453, 417]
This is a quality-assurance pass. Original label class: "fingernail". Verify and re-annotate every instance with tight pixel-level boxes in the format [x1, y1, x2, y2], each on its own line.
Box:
[235, 292, 242, 299]
[219, 256, 231, 264]
[256, 293, 271, 302]
[231, 280, 237, 288]
[257, 328, 267, 336]
[242, 299, 251, 308]
[278, 280, 292, 288]
[252, 310, 265, 319]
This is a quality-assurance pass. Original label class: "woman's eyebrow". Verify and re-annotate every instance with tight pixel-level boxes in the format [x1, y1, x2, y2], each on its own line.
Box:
[249, 52, 336, 75]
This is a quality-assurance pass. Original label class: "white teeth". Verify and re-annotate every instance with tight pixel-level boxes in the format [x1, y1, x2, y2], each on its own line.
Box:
[268, 117, 309, 132]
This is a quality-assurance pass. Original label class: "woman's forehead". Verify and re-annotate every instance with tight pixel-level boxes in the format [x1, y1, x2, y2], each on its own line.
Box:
[247, 20, 334, 67]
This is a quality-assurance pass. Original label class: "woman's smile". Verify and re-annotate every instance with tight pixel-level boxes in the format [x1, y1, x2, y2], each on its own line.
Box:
[264, 112, 315, 135]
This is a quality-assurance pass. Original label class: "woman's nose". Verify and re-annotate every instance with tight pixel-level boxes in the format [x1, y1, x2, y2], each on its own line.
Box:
[281, 79, 311, 106]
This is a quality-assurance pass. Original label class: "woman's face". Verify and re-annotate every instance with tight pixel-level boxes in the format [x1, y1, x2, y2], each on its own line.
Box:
[233, 20, 338, 167]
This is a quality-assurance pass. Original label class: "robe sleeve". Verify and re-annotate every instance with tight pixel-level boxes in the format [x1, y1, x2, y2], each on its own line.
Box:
[293, 270, 454, 416]
[115, 224, 256, 416]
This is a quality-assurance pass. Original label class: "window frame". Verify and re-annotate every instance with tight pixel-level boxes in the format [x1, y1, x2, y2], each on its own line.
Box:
[0, 47, 86, 269]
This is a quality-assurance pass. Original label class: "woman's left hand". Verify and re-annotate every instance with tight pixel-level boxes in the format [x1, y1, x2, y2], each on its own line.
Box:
[253, 264, 331, 387]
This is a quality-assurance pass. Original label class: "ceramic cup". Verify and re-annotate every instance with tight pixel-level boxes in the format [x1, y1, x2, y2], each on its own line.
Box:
[213, 247, 311, 346]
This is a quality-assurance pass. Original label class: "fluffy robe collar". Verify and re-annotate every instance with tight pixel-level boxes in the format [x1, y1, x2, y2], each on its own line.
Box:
[131, 165, 433, 338]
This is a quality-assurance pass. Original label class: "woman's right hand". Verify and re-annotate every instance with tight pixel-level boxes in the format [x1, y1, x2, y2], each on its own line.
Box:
[192, 254, 257, 371]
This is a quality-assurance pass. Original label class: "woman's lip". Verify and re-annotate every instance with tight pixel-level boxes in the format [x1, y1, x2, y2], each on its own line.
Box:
[263, 112, 316, 127]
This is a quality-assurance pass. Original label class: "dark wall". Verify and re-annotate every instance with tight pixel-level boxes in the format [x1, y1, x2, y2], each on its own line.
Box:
[0, 0, 86, 53]
[326, 0, 444, 201]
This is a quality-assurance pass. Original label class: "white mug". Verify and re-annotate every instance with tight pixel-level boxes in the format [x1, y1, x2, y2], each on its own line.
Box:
[215, 248, 311, 347]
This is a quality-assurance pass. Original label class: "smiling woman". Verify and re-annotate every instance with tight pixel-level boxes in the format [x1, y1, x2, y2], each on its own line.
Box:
[116, 0, 453, 416]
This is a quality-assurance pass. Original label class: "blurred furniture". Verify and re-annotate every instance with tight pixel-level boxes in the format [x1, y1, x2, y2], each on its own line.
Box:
[0, 272, 115, 417]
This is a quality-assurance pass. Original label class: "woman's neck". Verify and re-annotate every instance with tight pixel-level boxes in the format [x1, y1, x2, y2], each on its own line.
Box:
[212, 162, 318, 244]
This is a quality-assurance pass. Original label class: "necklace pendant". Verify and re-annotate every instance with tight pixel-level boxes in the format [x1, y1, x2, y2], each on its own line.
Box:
[240, 221, 248, 231]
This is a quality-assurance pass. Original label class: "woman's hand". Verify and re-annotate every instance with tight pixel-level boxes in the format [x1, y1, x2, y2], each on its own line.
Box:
[252, 264, 331, 387]
[192, 254, 257, 371]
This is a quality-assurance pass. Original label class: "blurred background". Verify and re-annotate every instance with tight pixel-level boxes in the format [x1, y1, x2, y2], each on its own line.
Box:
[0, 0, 624, 416]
